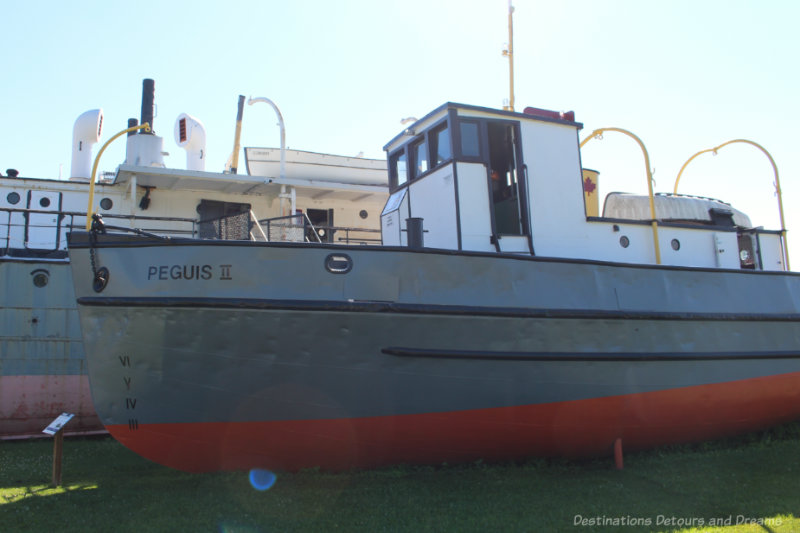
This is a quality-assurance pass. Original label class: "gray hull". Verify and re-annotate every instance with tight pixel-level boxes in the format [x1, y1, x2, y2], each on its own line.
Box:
[68, 232, 800, 471]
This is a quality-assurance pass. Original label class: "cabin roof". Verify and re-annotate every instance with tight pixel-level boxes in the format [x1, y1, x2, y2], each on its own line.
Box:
[382, 102, 583, 152]
[113, 164, 387, 202]
[603, 192, 753, 227]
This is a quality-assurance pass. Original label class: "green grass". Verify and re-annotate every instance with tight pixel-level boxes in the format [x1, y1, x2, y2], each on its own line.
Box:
[2, 424, 799, 532]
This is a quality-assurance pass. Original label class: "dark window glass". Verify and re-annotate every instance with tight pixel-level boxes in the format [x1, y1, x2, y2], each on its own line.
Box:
[196, 200, 253, 240]
[100, 198, 113, 210]
[410, 139, 428, 178]
[6, 192, 20, 205]
[33, 272, 48, 287]
[460, 121, 480, 157]
[391, 151, 408, 187]
[431, 125, 451, 165]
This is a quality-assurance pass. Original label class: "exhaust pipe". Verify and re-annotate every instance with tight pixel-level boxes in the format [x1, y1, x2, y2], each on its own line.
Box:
[125, 78, 164, 168]
[140, 78, 155, 134]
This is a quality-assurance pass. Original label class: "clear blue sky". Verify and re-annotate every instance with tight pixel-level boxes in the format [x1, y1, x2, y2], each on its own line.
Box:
[3, 0, 798, 262]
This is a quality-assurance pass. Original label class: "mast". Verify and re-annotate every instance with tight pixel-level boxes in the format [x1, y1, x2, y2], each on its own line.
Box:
[502, 1, 515, 111]
[229, 95, 246, 174]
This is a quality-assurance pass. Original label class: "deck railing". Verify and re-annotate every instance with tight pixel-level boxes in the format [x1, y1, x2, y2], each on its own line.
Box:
[0, 206, 197, 257]
[1, 206, 384, 258]
[198, 211, 382, 245]
[256, 214, 382, 245]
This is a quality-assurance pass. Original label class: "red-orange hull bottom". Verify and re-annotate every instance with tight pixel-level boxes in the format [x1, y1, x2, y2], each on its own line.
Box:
[107, 372, 800, 472]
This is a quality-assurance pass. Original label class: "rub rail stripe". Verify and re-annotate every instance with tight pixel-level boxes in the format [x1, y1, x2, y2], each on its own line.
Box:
[67, 230, 800, 277]
[381, 346, 800, 362]
[75, 296, 800, 322]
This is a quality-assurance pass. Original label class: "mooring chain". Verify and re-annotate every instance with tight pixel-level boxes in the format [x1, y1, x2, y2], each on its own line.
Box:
[89, 228, 98, 279]
[89, 214, 110, 293]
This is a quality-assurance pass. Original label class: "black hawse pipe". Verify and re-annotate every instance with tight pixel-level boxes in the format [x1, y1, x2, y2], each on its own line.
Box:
[140, 78, 155, 134]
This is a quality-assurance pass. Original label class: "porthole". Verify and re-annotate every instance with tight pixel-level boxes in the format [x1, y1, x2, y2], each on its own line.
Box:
[325, 253, 353, 274]
[39, 197, 51, 208]
[619, 236, 630, 248]
[671, 239, 680, 251]
[100, 197, 113, 210]
[359, 209, 368, 219]
[31, 270, 49, 288]
[6, 192, 20, 205]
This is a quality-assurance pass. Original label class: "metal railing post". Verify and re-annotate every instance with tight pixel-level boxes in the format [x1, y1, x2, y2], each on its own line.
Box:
[581, 128, 661, 265]
[674, 139, 788, 270]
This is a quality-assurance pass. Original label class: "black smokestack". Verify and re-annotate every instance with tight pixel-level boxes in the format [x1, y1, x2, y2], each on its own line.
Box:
[140, 78, 155, 134]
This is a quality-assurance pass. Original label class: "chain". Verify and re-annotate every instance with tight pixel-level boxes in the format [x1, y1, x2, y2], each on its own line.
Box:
[89, 228, 98, 280]
[89, 214, 109, 293]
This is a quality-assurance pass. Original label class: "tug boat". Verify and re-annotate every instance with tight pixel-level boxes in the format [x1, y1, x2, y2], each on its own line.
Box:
[67, 101, 800, 472]
[0, 80, 387, 438]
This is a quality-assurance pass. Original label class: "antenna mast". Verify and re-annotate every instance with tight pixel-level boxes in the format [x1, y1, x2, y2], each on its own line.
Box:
[502, 1, 515, 111]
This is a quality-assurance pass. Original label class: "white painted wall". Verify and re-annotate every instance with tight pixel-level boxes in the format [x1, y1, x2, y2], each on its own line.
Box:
[380, 189, 409, 247]
[518, 119, 760, 269]
[522, 120, 590, 259]
[3, 173, 385, 251]
[456, 162, 494, 253]
[408, 167, 458, 250]
[380, 105, 785, 271]
[757, 233, 787, 271]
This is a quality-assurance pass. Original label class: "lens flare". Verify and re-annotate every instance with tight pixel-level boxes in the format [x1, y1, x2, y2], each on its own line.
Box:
[248, 468, 277, 491]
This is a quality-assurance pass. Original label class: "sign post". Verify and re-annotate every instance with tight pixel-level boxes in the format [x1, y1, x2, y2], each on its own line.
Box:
[43, 413, 75, 487]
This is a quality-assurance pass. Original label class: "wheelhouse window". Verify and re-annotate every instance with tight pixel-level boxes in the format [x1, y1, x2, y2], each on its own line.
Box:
[390, 151, 408, 188]
[431, 124, 451, 165]
[386, 117, 453, 191]
[459, 120, 481, 158]
[410, 138, 429, 179]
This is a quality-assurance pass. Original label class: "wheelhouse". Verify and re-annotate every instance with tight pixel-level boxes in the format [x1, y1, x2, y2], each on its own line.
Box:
[381, 103, 787, 271]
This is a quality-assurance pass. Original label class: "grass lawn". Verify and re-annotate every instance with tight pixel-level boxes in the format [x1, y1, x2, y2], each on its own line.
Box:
[1, 424, 799, 532]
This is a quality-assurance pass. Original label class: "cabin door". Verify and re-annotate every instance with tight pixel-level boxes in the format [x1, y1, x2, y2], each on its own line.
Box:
[25, 191, 62, 250]
[307, 208, 334, 243]
[487, 121, 529, 252]
[197, 200, 252, 239]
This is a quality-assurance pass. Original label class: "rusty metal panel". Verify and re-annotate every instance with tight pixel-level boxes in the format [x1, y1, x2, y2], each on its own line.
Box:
[0, 259, 102, 438]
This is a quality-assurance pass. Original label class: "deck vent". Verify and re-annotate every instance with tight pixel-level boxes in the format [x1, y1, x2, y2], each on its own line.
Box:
[709, 208, 735, 227]
[174, 113, 206, 171]
[70, 109, 104, 180]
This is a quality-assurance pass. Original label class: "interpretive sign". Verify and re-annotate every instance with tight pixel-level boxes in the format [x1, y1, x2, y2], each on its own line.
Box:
[43, 412, 75, 487]
[43, 413, 75, 435]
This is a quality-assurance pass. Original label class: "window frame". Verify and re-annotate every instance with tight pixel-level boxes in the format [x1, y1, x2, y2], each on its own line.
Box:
[388, 117, 455, 191]
[455, 119, 483, 161]
[389, 149, 409, 189]
[409, 137, 429, 180]
[429, 121, 453, 167]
